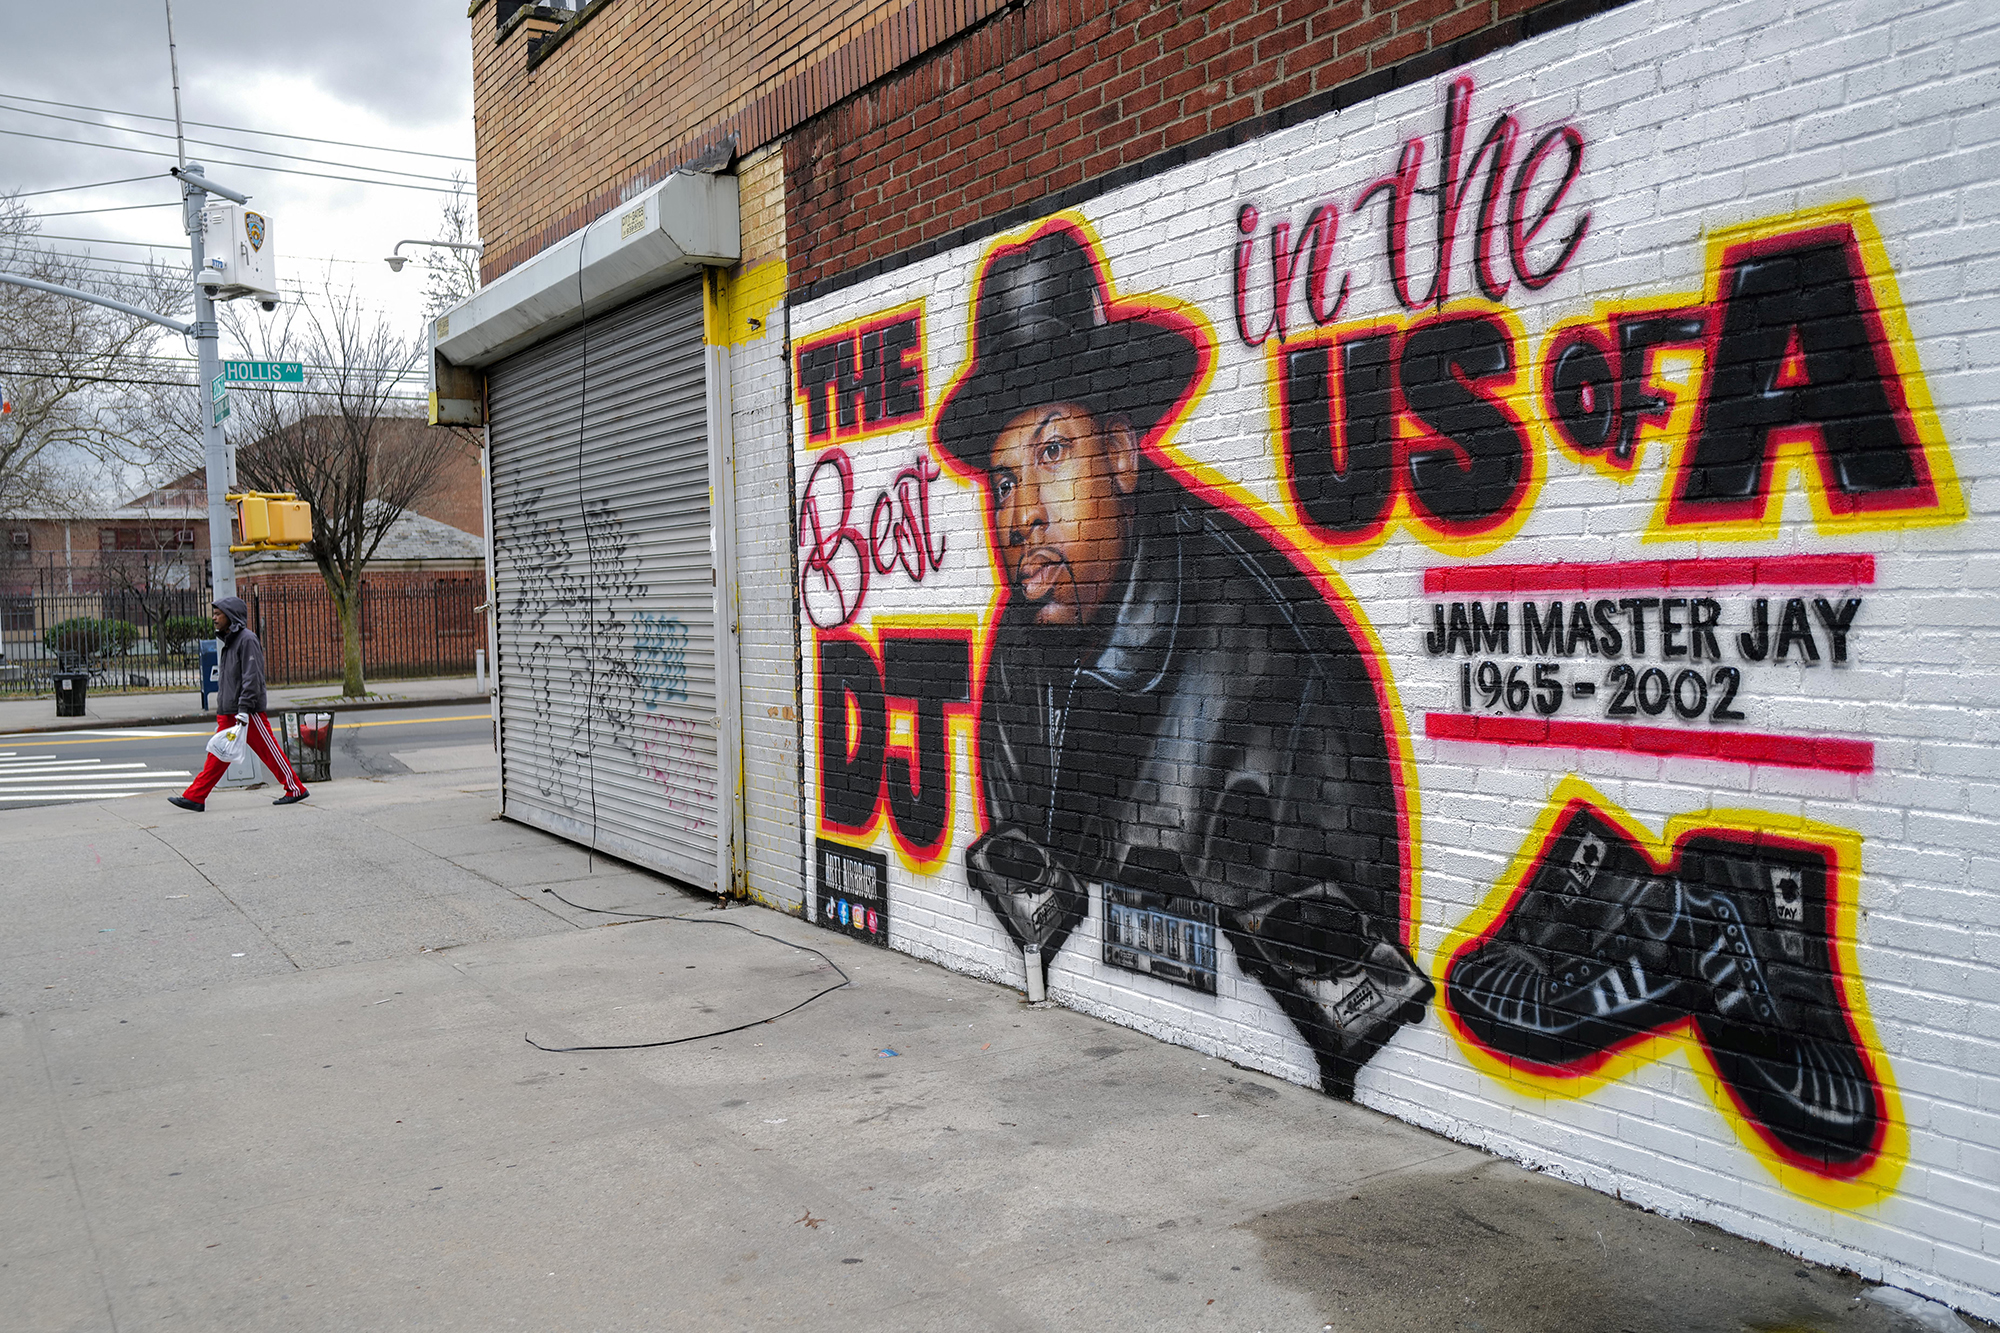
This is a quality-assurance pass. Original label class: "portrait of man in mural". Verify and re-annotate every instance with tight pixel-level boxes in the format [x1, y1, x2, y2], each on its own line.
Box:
[934, 222, 1432, 1097]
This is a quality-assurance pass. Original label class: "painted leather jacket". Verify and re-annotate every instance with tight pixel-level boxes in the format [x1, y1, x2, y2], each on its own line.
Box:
[967, 477, 1409, 964]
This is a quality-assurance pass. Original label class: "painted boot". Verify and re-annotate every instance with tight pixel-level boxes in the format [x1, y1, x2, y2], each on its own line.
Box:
[1447, 805, 1695, 1068]
[1230, 883, 1433, 1099]
[1680, 835, 1881, 1166]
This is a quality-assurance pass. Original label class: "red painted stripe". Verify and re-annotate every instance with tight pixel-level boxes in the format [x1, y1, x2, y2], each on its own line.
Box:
[1423, 712, 1874, 773]
[1423, 554, 1876, 596]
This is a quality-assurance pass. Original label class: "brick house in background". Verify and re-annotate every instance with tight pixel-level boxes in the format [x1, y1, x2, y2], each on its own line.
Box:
[444, 0, 2000, 1312]
[0, 486, 208, 598]
[0, 418, 488, 681]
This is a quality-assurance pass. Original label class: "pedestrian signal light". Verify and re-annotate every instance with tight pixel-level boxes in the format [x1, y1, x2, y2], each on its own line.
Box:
[227, 491, 314, 552]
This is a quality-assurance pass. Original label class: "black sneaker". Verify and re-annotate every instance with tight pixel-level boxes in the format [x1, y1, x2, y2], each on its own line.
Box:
[168, 796, 205, 813]
[1446, 807, 1695, 1067]
[272, 790, 309, 806]
[1681, 836, 1881, 1166]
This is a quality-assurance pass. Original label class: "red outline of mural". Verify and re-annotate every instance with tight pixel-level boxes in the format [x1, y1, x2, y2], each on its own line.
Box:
[1424, 554, 1877, 595]
[1435, 777, 1906, 1206]
[794, 300, 930, 448]
[1424, 713, 1873, 773]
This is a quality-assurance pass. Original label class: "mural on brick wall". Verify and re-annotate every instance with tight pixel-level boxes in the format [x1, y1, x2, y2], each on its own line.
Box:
[794, 60, 1976, 1216]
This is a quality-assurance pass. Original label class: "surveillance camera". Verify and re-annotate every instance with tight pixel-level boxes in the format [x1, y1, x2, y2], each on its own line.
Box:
[259, 299, 278, 313]
[385, 255, 407, 273]
[200, 282, 221, 299]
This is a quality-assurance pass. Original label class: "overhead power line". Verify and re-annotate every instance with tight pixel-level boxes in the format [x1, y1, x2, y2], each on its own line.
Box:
[31, 237, 383, 270]
[6, 175, 164, 199]
[0, 103, 470, 185]
[0, 129, 470, 196]
[0, 92, 476, 163]
[27, 203, 179, 219]
[33, 233, 181, 250]
[0, 368, 428, 401]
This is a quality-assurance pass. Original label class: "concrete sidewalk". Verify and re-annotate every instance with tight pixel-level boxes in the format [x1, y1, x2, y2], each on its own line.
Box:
[2, 762, 1982, 1333]
[0, 674, 487, 735]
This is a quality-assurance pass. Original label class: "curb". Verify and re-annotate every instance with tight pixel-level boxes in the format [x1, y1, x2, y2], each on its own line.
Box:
[0, 693, 493, 737]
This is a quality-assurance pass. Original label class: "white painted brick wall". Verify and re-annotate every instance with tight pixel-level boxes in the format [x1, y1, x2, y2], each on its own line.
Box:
[778, 0, 2000, 1314]
[731, 313, 805, 912]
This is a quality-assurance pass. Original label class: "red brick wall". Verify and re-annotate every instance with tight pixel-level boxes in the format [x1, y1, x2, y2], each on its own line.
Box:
[472, 0, 1012, 280]
[785, 0, 1609, 295]
[240, 568, 487, 685]
[412, 431, 488, 538]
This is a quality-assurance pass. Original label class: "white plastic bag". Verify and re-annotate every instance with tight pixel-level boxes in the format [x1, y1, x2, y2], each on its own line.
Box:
[206, 715, 249, 765]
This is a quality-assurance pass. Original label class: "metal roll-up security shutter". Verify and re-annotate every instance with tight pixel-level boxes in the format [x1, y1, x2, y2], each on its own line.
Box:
[486, 277, 720, 888]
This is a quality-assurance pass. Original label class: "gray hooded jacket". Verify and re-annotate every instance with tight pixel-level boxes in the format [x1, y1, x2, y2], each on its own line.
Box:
[213, 596, 267, 715]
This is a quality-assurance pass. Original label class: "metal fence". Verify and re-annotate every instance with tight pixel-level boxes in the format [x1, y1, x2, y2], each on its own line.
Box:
[0, 579, 485, 695]
[0, 589, 214, 695]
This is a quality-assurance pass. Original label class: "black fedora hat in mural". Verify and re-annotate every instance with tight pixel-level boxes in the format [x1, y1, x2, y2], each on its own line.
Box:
[934, 223, 1204, 474]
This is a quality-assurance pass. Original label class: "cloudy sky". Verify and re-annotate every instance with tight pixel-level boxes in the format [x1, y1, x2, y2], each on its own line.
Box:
[4, 0, 477, 388]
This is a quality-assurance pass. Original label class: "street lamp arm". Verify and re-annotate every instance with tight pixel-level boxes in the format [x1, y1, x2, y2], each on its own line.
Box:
[0, 272, 195, 337]
[391, 239, 486, 257]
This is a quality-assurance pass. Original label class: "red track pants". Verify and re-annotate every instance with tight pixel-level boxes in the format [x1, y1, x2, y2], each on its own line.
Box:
[182, 712, 305, 801]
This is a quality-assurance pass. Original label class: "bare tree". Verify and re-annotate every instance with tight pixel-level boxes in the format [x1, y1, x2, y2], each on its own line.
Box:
[227, 284, 463, 697]
[422, 173, 481, 319]
[0, 195, 187, 516]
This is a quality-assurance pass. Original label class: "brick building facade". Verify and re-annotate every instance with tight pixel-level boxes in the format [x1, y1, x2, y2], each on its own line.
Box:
[457, 0, 2000, 1313]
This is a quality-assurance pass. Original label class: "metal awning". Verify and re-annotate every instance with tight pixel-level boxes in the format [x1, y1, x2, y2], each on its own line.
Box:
[432, 170, 739, 368]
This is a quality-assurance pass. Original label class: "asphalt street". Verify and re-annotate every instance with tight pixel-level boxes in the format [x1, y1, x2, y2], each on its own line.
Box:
[0, 704, 495, 810]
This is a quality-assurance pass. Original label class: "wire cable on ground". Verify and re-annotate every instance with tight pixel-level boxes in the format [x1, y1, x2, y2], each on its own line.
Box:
[521, 886, 854, 1053]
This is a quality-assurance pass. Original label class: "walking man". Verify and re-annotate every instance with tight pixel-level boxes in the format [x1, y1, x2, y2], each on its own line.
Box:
[169, 596, 309, 811]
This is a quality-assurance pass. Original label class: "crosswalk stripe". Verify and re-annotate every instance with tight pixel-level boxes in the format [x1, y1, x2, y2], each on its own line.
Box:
[0, 792, 153, 802]
[0, 772, 192, 786]
[0, 746, 201, 806]
[0, 783, 191, 794]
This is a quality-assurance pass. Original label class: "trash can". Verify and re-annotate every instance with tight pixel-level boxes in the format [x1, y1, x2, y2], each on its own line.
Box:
[279, 710, 334, 785]
[54, 671, 89, 718]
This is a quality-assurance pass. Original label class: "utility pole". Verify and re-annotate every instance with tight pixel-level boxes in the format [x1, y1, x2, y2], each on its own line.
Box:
[162, 0, 238, 602]
[174, 161, 240, 601]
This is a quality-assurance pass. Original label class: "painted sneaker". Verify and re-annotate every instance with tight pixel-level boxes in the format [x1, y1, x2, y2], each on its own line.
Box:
[168, 796, 205, 813]
[1447, 806, 1695, 1068]
[1681, 836, 1881, 1166]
